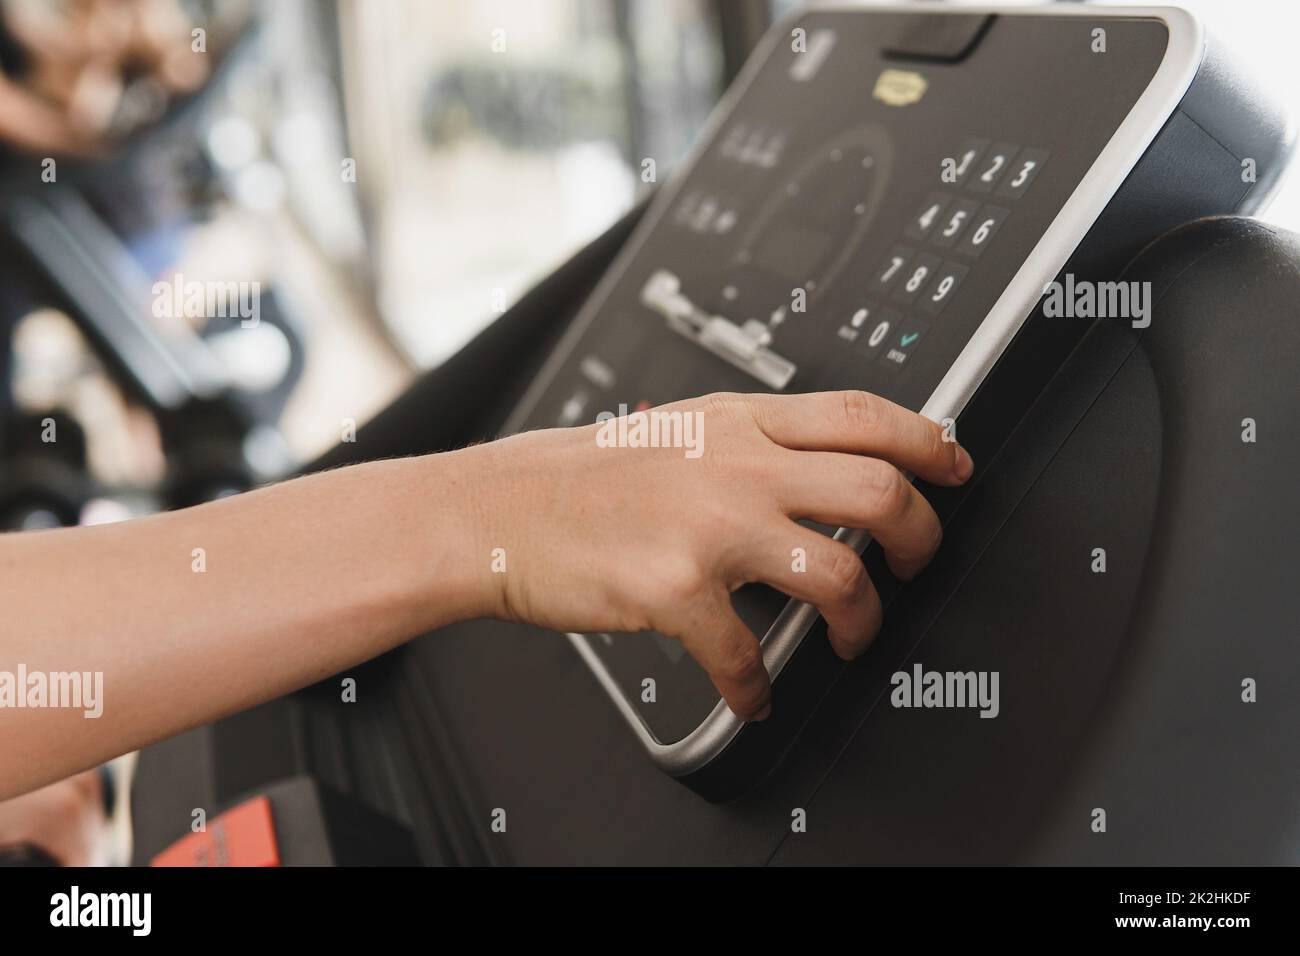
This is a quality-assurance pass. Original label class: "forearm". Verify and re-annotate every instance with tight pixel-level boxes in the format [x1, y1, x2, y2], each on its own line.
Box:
[0, 452, 491, 799]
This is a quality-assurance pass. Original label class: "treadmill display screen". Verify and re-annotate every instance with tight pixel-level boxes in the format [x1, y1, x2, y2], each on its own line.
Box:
[511, 10, 1172, 744]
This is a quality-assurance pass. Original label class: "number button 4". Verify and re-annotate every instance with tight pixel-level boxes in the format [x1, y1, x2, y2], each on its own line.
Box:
[904, 191, 951, 242]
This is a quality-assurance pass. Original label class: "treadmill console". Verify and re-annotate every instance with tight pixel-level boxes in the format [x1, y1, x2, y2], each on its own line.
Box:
[502, 5, 1289, 797]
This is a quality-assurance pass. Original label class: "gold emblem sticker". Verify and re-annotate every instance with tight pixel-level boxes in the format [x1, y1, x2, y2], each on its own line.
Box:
[873, 68, 927, 107]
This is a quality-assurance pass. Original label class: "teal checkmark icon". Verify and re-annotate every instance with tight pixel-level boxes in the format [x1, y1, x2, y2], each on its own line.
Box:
[900, 332, 920, 347]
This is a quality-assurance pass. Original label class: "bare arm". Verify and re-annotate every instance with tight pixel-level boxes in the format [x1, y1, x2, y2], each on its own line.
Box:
[0, 453, 491, 799]
[0, 391, 972, 800]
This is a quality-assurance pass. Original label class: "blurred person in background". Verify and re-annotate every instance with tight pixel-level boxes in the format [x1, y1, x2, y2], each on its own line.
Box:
[0, 0, 208, 866]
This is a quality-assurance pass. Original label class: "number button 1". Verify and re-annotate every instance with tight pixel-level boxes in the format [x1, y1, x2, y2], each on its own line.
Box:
[969, 142, 1020, 193]
[893, 252, 941, 305]
[875, 245, 915, 292]
[904, 191, 951, 241]
[995, 148, 1049, 199]
[956, 205, 1009, 258]
[946, 137, 989, 187]
[931, 198, 980, 250]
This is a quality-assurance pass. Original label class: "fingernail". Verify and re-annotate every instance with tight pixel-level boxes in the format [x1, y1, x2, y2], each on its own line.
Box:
[954, 445, 974, 481]
[753, 702, 772, 722]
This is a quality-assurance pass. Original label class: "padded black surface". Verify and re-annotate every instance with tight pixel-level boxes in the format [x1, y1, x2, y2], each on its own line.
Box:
[777, 216, 1300, 863]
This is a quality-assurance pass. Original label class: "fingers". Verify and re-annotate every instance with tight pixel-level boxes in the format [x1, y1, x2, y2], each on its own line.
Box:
[749, 524, 884, 661]
[773, 451, 942, 580]
[672, 593, 772, 723]
[746, 390, 973, 487]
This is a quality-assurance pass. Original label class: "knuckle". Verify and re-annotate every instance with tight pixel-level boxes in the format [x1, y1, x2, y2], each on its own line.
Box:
[701, 391, 745, 420]
[880, 469, 911, 519]
[716, 639, 764, 684]
[841, 389, 880, 433]
[655, 557, 711, 608]
[823, 543, 868, 605]
[859, 459, 907, 515]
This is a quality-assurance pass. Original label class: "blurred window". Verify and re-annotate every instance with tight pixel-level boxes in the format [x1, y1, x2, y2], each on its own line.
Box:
[337, 0, 727, 367]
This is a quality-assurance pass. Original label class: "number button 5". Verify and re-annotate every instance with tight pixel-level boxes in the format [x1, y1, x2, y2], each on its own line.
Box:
[930, 198, 981, 250]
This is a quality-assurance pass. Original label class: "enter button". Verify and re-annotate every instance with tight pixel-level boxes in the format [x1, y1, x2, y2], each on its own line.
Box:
[879, 318, 930, 369]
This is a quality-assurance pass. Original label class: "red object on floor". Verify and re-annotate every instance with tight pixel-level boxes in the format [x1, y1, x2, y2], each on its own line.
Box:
[150, 795, 280, 867]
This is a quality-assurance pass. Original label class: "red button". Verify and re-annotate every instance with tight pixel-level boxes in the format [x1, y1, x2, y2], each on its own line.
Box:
[151, 795, 280, 867]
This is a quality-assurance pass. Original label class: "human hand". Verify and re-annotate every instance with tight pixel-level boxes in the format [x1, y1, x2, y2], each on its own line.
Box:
[468, 391, 973, 722]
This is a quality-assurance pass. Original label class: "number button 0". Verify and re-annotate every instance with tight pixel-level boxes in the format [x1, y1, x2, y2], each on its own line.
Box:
[920, 261, 969, 315]
[931, 198, 981, 250]
[893, 252, 941, 305]
[875, 245, 915, 292]
[904, 191, 951, 241]
[996, 148, 1049, 199]
[969, 142, 1020, 193]
[956, 205, 1009, 258]
[945, 137, 989, 187]
[855, 307, 902, 356]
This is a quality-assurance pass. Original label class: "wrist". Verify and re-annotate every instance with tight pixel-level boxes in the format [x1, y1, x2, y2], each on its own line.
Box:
[404, 445, 509, 625]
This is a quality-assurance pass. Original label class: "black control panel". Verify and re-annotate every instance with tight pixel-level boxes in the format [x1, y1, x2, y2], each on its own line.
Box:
[507, 9, 1187, 755]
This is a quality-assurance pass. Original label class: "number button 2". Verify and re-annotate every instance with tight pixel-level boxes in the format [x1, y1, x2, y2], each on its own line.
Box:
[969, 142, 1020, 193]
